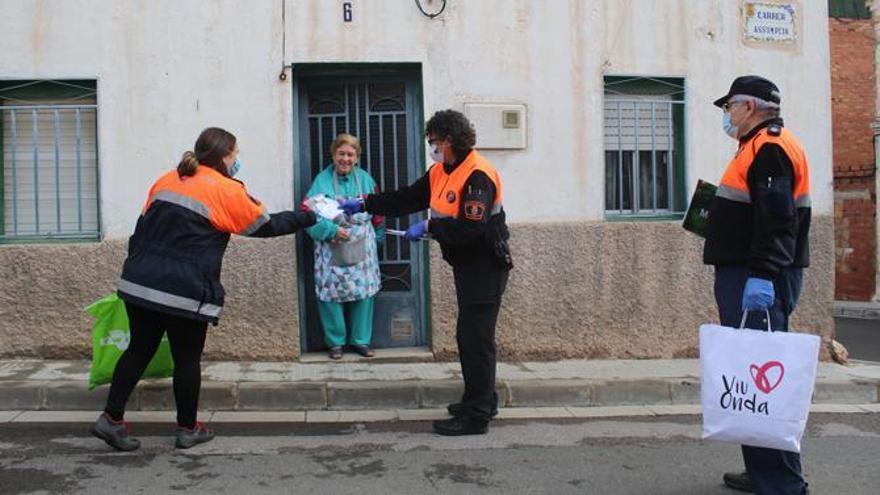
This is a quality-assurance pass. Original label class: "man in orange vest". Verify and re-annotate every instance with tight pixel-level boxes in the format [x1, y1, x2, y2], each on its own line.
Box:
[704, 76, 811, 495]
[341, 109, 512, 436]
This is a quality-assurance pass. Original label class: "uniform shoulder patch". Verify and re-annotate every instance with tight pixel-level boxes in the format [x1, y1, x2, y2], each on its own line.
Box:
[463, 201, 486, 221]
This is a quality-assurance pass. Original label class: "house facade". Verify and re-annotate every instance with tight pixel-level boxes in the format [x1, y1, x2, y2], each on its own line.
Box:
[0, 0, 835, 360]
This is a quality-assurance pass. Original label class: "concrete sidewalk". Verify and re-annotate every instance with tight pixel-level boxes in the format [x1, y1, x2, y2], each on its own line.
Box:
[1, 359, 878, 418]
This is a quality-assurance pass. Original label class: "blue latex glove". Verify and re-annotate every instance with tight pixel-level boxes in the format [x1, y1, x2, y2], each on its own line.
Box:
[339, 197, 364, 215]
[404, 220, 428, 241]
[742, 277, 775, 311]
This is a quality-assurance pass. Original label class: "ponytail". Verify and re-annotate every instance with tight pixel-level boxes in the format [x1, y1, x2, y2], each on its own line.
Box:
[177, 128, 237, 177]
[177, 150, 199, 177]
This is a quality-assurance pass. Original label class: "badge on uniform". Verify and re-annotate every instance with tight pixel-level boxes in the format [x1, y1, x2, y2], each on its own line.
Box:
[446, 191, 456, 203]
[463, 201, 486, 221]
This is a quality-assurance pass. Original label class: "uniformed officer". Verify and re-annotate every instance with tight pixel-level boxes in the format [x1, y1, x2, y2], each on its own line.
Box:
[341, 109, 512, 435]
[704, 76, 812, 495]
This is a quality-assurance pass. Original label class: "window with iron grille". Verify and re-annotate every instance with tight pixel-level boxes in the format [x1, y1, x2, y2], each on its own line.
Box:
[603, 76, 686, 218]
[0, 80, 99, 242]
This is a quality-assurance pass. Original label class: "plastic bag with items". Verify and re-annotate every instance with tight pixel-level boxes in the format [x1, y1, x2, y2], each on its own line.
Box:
[85, 294, 174, 390]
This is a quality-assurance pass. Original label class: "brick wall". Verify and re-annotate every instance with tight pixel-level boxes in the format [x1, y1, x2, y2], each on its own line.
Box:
[830, 17, 878, 301]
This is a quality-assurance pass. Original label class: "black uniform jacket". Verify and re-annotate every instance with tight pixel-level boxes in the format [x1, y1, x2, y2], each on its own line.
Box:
[703, 119, 811, 279]
[364, 154, 510, 303]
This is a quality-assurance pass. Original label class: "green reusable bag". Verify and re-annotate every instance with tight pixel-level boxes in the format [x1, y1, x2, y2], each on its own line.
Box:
[85, 294, 174, 390]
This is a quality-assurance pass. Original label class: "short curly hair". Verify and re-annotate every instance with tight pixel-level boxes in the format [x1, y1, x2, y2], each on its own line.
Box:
[425, 109, 476, 158]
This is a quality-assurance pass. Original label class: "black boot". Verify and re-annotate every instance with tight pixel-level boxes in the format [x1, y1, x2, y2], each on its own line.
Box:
[446, 402, 498, 418]
[433, 417, 488, 436]
[722, 471, 755, 493]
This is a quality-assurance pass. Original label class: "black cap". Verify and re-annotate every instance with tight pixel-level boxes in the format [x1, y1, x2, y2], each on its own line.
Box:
[713, 75, 781, 108]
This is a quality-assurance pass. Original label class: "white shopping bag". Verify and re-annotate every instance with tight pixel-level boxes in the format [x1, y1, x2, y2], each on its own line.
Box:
[700, 314, 820, 453]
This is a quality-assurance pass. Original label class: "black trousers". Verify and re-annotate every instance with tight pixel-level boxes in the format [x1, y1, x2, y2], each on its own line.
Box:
[105, 301, 208, 428]
[452, 258, 508, 422]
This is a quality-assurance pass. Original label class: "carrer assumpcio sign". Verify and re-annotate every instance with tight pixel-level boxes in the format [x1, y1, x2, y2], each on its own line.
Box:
[744, 2, 797, 44]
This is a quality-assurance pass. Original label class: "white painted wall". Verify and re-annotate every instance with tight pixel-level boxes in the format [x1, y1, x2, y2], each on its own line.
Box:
[0, 0, 833, 237]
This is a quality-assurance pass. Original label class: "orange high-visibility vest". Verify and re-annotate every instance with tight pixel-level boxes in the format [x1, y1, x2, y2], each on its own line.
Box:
[716, 127, 811, 208]
[428, 150, 503, 220]
[142, 165, 269, 235]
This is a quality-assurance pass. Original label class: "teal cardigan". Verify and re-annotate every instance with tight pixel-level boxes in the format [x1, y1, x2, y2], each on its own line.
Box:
[305, 165, 384, 244]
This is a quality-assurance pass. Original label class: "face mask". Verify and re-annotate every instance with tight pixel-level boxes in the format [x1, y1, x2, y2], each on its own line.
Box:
[228, 158, 242, 177]
[429, 144, 444, 164]
[722, 112, 738, 140]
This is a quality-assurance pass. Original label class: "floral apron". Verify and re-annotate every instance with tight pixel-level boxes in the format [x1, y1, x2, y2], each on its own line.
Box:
[313, 170, 381, 303]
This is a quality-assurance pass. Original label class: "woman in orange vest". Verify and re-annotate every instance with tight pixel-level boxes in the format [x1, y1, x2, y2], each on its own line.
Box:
[91, 127, 316, 452]
[341, 109, 512, 436]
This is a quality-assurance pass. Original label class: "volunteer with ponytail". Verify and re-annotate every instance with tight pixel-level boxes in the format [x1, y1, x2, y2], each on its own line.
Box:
[91, 127, 316, 452]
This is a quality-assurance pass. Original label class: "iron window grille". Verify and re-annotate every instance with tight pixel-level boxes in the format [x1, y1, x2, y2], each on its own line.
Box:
[603, 76, 686, 218]
[0, 80, 100, 242]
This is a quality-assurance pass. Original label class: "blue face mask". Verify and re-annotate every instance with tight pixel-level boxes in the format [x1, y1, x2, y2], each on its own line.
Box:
[228, 158, 242, 177]
[722, 112, 738, 140]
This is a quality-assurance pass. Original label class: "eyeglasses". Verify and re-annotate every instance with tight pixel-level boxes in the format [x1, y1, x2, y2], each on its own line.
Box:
[722, 99, 747, 112]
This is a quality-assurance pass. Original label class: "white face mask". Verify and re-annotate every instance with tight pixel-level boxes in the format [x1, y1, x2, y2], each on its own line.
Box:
[429, 144, 444, 164]
[722, 112, 739, 140]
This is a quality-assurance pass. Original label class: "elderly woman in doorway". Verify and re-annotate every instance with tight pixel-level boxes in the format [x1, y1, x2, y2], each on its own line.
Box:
[304, 133, 384, 360]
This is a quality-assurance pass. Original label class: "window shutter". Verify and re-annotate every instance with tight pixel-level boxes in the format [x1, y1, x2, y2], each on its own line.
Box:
[604, 95, 674, 152]
[2, 99, 99, 237]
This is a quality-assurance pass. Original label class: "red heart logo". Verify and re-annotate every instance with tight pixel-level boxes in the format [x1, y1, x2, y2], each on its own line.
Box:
[750, 361, 785, 394]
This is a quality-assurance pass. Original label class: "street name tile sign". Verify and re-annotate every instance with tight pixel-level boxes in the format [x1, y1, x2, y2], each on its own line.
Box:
[744, 2, 797, 44]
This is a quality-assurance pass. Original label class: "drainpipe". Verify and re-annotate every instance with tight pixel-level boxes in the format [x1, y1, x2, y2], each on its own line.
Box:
[875, 0, 880, 301]
[874, 121, 880, 302]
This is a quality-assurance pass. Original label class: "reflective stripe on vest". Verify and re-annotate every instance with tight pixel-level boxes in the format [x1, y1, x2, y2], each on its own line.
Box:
[151, 190, 211, 219]
[118, 278, 222, 317]
[144, 166, 269, 235]
[716, 127, 811, 206]
[428, 150, 503, 219]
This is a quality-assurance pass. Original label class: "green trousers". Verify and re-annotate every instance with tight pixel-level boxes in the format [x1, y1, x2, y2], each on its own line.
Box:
[317, 297, 374, 347]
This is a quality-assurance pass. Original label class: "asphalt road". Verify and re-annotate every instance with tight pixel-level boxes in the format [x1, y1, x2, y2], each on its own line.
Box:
[1, 413, 877, 494]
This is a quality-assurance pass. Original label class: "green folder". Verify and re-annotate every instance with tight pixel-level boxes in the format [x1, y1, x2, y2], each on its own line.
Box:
[682, 180, 717, 238]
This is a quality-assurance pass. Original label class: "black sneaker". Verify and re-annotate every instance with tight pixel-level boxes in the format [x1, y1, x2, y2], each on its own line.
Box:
[175, 422, 215, 449]
[91, 413, 141, 452]
[433, 417, 488, 436]
[446, 402, 499, 419]
[722, 471, 755, 493]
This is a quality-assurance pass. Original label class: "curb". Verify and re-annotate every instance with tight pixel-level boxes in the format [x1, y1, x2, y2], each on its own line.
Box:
[2, 377, 878, 412]
[834, 301, 880, 320]
[1, 404, 878, 424]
